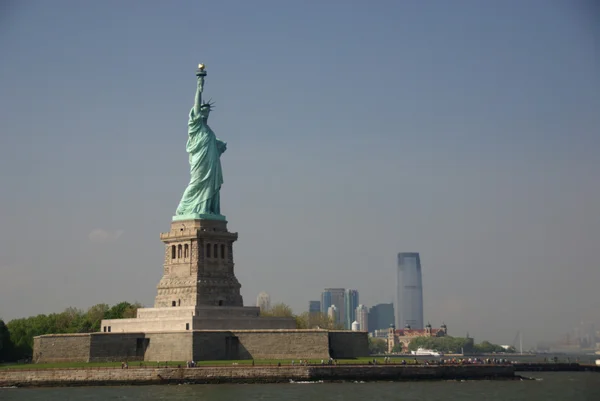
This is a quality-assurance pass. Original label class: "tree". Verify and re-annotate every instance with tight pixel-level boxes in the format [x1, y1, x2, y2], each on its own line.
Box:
[295, 312, 309, 329]
[54, 307, 85, 333]
[122, 302, 142, 319]
[304, 312, 343, 330]
[3, 301, 145, 362]
[80, 303, 110, 332]
[260, 302, 293, 318]
[391, 343, 404, 353]
[473, 340, 508, 354]
[106, 302, 140, 320]
[0, 319, 13, 361]
[368, 337, 387, 354]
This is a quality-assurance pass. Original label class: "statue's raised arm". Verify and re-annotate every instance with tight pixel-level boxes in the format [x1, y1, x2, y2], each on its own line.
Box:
[194, 64, 207, 116]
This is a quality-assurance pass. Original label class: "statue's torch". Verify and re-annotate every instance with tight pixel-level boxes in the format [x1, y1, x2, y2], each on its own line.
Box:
[196, 63, 207, 78]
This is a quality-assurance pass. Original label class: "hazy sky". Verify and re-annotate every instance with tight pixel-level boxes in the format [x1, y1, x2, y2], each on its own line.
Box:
[1, 0, 598, 347]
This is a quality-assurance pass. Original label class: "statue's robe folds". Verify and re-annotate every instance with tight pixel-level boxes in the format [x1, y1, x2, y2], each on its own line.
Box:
[175, 107, 227, 217]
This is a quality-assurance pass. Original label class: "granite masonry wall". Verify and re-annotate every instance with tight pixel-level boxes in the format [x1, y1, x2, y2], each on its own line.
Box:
[0, 365, 517, 387]
[232, 330, 331, 360]
[89, 334, 146, 362]
[33, 334, 91, 363]
[33, 330, 367, 364]
[193, 332, 233, 360]
[192, 317, 297, 330]
[144, 332, 193, 362]
[328, 331, 369, 359]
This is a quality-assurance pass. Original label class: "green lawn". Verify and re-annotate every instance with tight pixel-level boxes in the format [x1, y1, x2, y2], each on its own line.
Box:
[0, 357, 419, 370]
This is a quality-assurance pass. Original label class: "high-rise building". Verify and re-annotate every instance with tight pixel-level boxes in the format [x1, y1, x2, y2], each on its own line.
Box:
[368, 303, 395, 332]
[327, 305, 339, 324]
[321, 291, 331, 315]
[308, 300, 322, 328]
[345, 289, 359, 329]
[356, 304, 369, 331]
[321, 288, 345, 325]
[256, 291, 271, 312]
[579, 321, 597, 349]
[396, 252, 424, 329]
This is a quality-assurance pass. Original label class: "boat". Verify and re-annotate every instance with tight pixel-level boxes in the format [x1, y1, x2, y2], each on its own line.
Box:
[411, 348, 443, 357]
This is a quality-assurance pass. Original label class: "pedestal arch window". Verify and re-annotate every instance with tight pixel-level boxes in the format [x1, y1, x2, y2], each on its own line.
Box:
[206, 243, 211, 258]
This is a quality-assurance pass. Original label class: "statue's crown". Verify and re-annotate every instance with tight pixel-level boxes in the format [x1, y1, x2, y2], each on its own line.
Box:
[200, 98, 215, 111]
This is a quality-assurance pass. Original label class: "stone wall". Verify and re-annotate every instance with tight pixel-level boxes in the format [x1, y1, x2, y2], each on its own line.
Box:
[232, 330, 331, 360]
[89, 334, 146, 362]
[34, 329, 365, 363]
[193, 332, 233, 360]
[33, 334, 91, 363]
[144, 332, 193, 362]
[192, 317, 296, 330]
[328, 331, 369, 359]
[0, 365, 516, 387]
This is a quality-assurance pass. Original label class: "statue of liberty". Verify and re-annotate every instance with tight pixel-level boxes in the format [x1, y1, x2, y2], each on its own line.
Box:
[174, 64, 227, 221]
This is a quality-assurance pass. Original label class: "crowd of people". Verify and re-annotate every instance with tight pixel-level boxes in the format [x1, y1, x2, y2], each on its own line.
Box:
[375, 357, 512, 365]
[119, 357, 526, 369]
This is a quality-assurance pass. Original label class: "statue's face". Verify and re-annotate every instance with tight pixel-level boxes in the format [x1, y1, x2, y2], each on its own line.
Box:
[200, 107, 210, 120]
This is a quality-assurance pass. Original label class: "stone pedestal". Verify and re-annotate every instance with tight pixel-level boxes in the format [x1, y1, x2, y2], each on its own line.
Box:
[101, 219, 296, 332]
[155, 219, 243, 308]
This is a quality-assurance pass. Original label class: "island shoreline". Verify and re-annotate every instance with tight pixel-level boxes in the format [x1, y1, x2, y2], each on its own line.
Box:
[1, 365, 518, 388]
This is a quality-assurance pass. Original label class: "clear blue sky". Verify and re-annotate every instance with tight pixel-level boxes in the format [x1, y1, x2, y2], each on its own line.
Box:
[0, 0, 598, 347]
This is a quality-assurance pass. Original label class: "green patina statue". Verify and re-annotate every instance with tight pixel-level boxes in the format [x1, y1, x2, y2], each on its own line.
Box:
[174, 64, 227, 221]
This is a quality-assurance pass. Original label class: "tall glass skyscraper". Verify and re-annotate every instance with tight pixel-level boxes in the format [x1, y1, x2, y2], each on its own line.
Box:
[396, 252, 424, 329]
[368, 302, 395, 332]
[356, 304, 369, 331]
[309, 300, 321, 314]
[321, 288, 345, 325]
[345, 289, 359, 329]
[321, 292, 331, 315]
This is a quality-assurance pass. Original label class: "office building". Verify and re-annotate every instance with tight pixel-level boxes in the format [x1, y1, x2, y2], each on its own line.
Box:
[309, 300, 321, 314]
[321, 291, 331, 315]
[321, 288, 345, 325]
[396, 252, 424, 329]
[356, 304, 369, 331]
[368, 303, 395, 332]
[345, 289, 359, 329]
